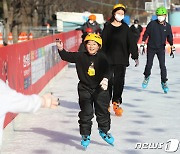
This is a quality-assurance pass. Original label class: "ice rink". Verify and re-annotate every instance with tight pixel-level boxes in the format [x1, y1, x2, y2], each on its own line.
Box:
[1, 52, 180, 154]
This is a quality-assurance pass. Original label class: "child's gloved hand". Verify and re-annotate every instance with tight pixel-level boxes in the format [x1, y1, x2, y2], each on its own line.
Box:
[41, 93, 60, 109]
[170, 46, 175, 58]
[100, 78, 108, 90]
[56, 39, 63, 51]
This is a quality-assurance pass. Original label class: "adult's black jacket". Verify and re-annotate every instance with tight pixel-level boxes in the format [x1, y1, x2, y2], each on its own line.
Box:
[58, 49, 110, 89]
[101, 22, 138, 66]
[81, 20, 102, 34]
[142, 19, 173, 49]
[130, 24, 143, 43]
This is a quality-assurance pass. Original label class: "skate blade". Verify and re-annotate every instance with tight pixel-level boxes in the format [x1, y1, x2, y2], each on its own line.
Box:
[82, 146, 87, 150]
[163, 89, 169, 94]
[109, 143, 114, 146]
[115, 111, 123, 116]
[142, 84, 147, 89]
[115, 113, 123, 116]
[103, 140, 114, 146]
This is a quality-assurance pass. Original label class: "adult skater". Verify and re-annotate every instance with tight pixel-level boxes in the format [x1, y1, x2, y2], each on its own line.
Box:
[130, 19, 143, 43]
[141, 6, 175, 93]
[101, 3, 139, 116]
[81, 14, 102, 35]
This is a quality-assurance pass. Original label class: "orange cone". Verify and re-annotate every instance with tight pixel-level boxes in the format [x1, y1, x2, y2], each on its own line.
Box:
[19, 32, 28, 42]
[18, 32, 23, 43]
[8, 32, 13, 45]
[0, 33, 3, 47]
[21, 32, 26, 42]
[46, 23, 50, 33]
[23, 32, 28, 41]
[28, 33, 33, 40]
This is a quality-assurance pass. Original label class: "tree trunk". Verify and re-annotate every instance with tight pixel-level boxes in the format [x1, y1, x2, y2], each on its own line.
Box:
[2, 0, 10, 44]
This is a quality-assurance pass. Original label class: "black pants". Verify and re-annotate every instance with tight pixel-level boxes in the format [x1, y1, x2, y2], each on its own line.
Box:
[144, 47, 167, 82]
[78, 82, 111, 135]
[109, 64, 126, 104]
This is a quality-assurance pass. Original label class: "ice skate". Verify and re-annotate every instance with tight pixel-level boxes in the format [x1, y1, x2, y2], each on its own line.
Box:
[81, 135, 90, 149]
[161, 82, 169, 93]
[142, 76, 150, 89]
[99, 129, 114, 146]
[113, 102, 123, 116]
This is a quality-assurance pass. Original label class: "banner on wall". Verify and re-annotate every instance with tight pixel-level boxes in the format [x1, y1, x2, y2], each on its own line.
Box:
[172, 27, 180, 44]
[31, 47, 45, 85]
[23, 52, 31, 89]
[31, 43, 61, 85]
[0, 30, 82, 128]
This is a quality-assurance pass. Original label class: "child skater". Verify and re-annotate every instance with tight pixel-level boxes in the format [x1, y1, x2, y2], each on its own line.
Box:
[56, 33, 114, 149]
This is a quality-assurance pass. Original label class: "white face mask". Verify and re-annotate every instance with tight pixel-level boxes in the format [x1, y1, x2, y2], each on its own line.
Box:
[157, 16, 165, 22]
[89, 20, 94, 24]
[115, 14, 124, 22]
[134, 24, 138, 28]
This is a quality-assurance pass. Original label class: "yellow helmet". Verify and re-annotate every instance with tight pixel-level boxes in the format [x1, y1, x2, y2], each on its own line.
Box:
[113, 3, 126, 10]
[84, 33, 102, 48]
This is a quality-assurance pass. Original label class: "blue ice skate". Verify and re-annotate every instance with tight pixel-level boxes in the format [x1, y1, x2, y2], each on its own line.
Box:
[142, 76, 150, 89]
[99, 129, 114, 146]
[81, 135, 90, 149]
[161, 82, 169, 93]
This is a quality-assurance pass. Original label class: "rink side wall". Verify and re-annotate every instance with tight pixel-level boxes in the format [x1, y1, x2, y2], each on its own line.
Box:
[0, 30, 82, 128]
[0, 26, 179, 128]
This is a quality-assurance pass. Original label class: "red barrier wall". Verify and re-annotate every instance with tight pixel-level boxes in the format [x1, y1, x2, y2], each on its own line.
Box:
[138, 26, 180, 45]
[172, 27, 180, 44]
[0, 30, 82, 128]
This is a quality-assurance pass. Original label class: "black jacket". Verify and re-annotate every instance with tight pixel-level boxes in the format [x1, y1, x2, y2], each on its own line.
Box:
[81, 20, 102, 34]
[101, 22, 138, 66]
[130, 24, 143, 42]
[58, 49, 110, 89]
[142, 19, 173, 49]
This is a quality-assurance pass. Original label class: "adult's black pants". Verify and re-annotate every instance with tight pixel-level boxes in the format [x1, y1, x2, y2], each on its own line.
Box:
[144, 47, 167, 82]
[108, 64, 126, 104]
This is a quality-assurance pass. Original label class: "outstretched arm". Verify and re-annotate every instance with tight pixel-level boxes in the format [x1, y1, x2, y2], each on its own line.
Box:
[0, 79, 59, 148]
[0, 79, 59, 115]
[56, 39, 79, 63]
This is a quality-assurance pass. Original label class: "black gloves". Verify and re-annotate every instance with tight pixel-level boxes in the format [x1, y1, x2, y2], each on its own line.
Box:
[170, 46, 175, 58]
